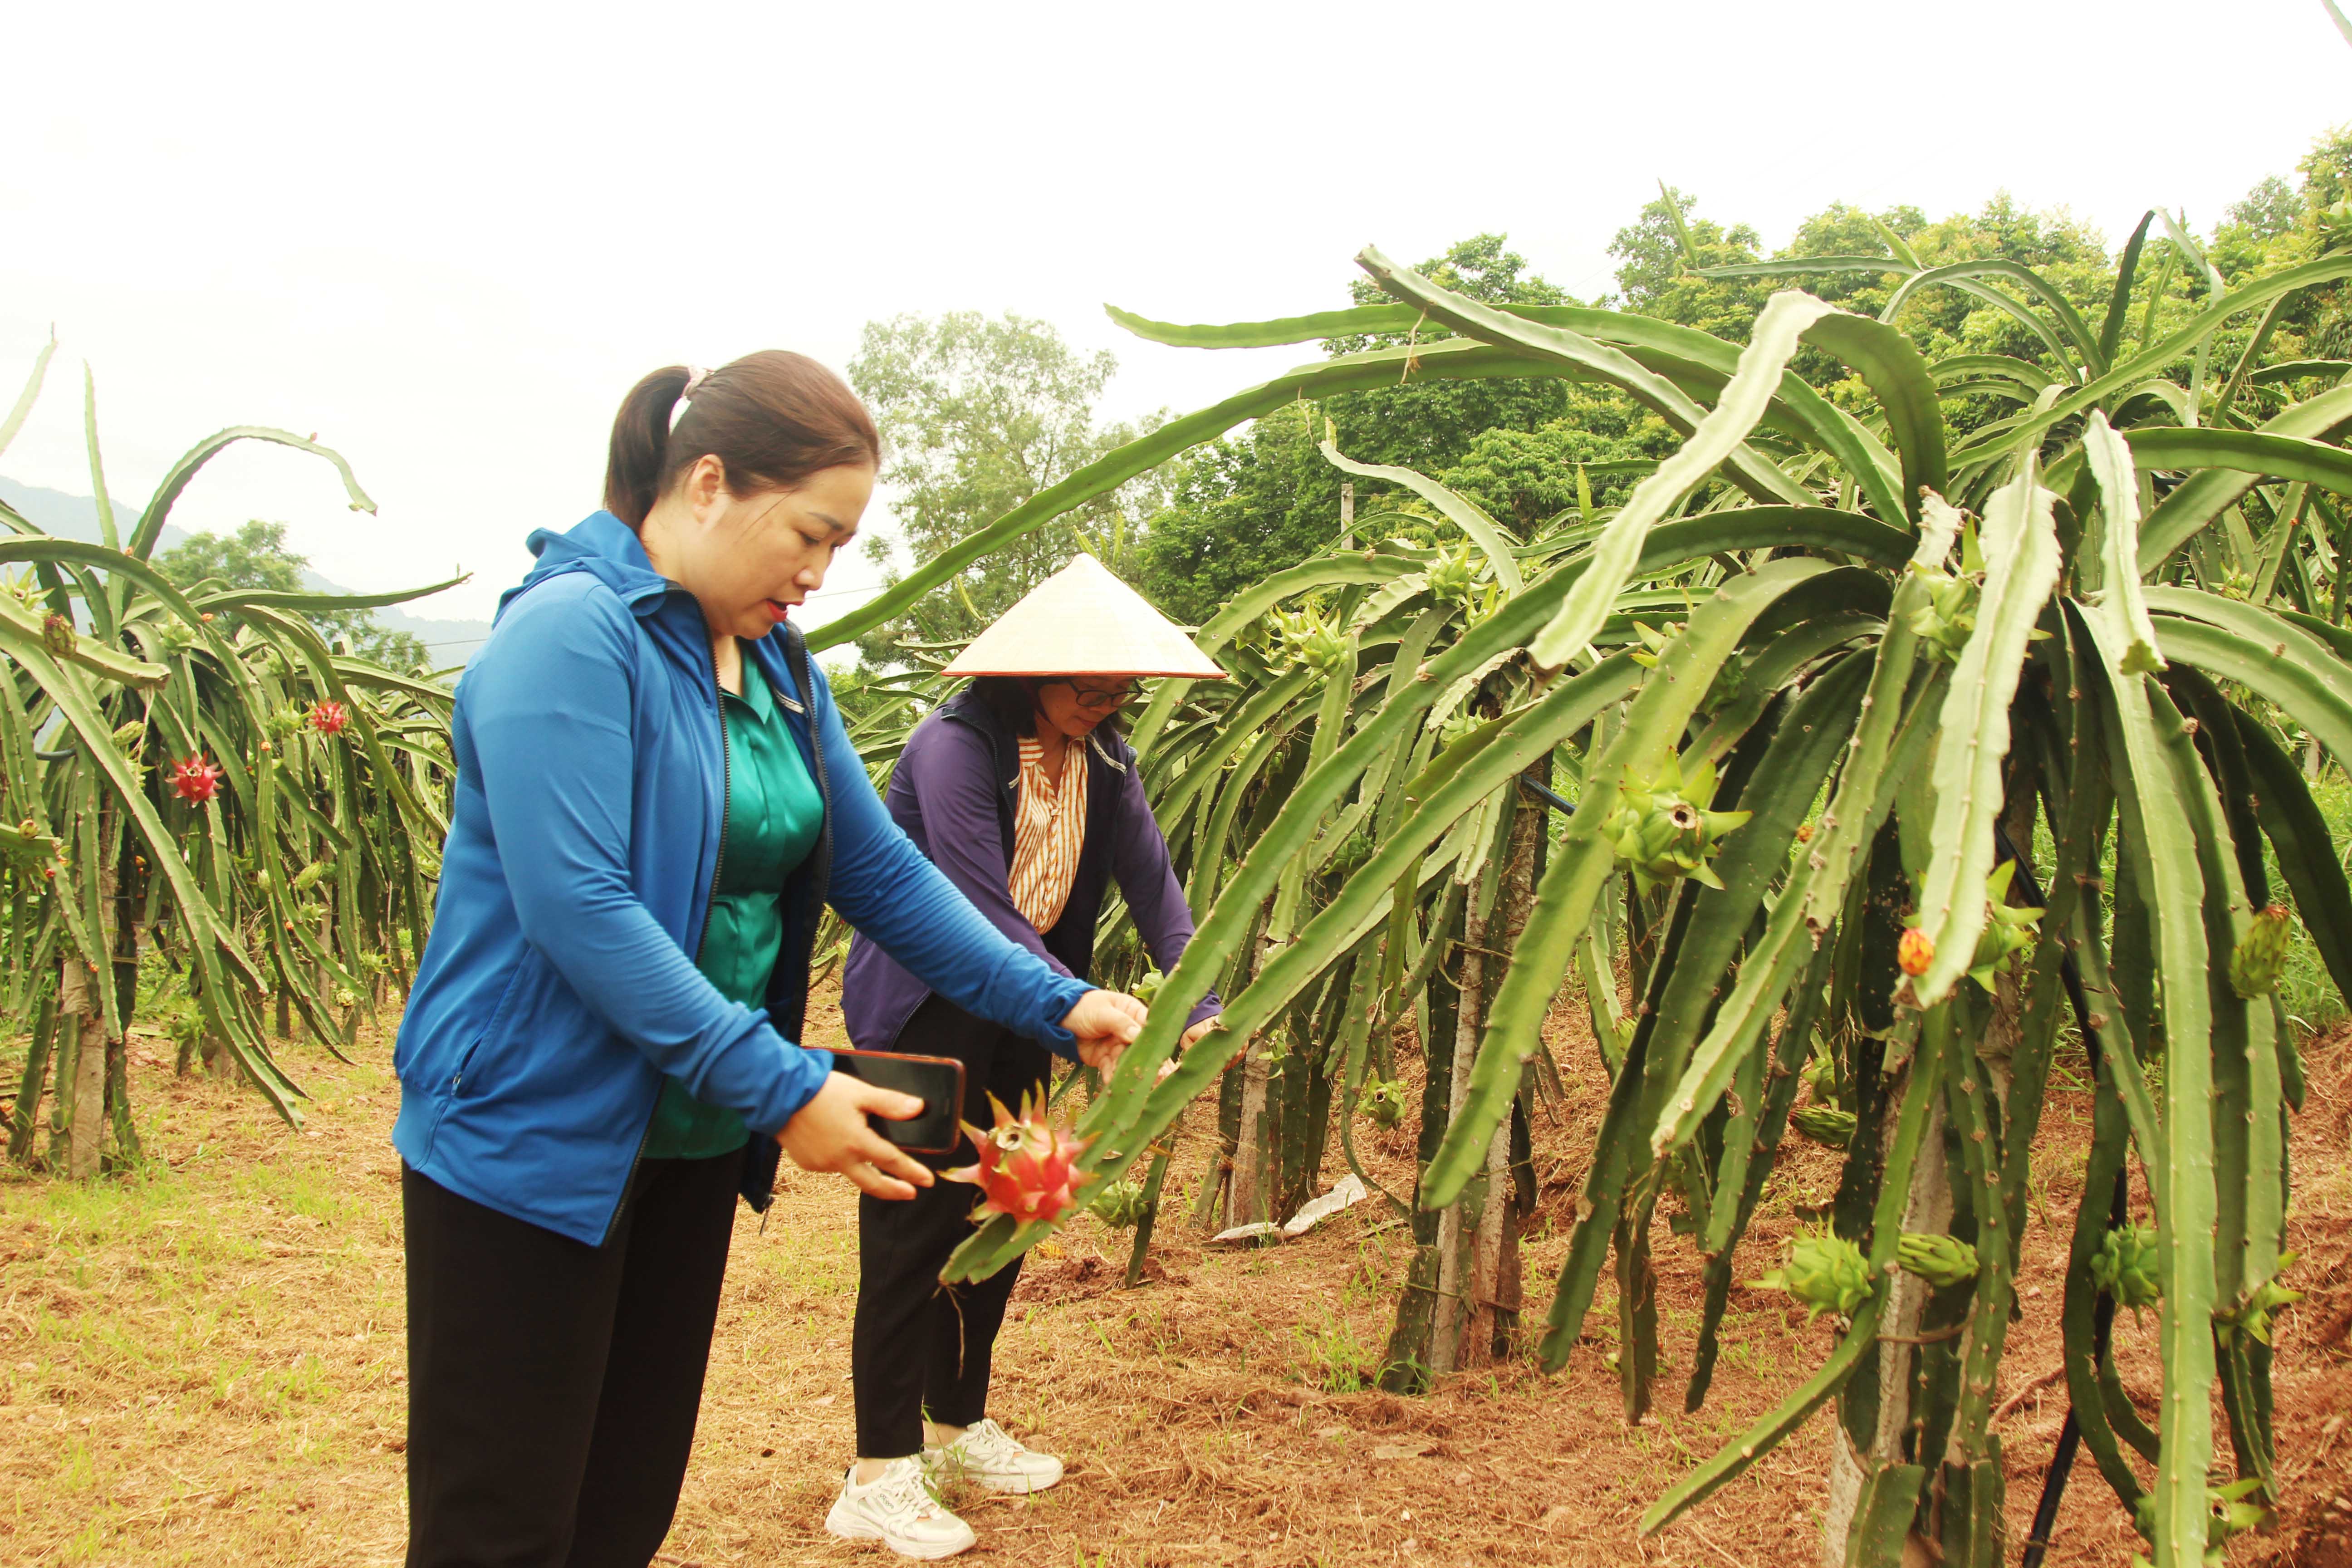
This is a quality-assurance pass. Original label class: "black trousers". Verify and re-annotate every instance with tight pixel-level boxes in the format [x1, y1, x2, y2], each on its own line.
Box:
[403, 1149, 744, 1568]
[852, 994, 1052, 1458]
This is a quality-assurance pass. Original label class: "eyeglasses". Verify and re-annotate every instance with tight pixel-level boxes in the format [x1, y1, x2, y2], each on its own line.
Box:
[1049, 679, 1147, 713]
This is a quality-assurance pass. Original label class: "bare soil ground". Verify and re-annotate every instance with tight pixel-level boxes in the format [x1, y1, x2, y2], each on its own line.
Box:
[1, 989, 2347, 1568]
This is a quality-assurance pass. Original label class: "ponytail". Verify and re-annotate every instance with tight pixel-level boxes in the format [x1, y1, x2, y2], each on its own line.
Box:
[600, 353, 881, 529]
[602, 365, 695, 527]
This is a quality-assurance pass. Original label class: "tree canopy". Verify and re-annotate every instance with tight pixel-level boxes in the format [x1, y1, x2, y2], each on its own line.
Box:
[155, 520, 429, 671]
[847, 311, 1167, 663]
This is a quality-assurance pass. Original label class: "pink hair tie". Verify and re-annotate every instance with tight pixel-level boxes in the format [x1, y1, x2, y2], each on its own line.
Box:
[681, 365, 710, 401]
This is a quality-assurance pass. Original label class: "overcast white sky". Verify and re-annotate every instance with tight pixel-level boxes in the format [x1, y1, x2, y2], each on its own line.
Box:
[4, 0, 2346, 643]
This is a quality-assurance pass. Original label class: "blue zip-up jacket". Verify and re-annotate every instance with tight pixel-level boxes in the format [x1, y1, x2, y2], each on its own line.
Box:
[392, 512, 1092, 1245]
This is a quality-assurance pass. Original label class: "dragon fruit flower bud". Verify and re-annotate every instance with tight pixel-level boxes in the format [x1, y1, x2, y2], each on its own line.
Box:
[1896, 1231, 1980, 1289]
[1756, 1226, 1872, 1322]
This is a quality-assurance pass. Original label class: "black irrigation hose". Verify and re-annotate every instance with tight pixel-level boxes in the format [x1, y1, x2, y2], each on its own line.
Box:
[1999, 823, 2131, 1568]
[1518, 774, 1578, 817]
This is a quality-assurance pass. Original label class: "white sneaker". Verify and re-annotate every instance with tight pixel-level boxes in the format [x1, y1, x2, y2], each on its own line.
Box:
[923, 1417, 1066, 1495]
[824, 1457, 977, 1559]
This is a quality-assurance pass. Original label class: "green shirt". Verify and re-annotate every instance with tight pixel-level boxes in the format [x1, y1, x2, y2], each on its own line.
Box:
[642, 656, 826, 1160]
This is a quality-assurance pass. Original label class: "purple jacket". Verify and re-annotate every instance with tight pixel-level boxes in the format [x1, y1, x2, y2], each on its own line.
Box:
[841, 689, 1220, 1056]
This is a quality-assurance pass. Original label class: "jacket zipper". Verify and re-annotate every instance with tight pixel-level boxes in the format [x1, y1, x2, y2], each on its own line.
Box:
[601, 634, 733, 1247]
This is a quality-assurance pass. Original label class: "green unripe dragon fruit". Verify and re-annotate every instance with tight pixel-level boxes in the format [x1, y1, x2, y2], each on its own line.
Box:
[1790, 1103, 1857, 1150]
[1132, 966, 1164, 1009]
[1756, 1226, 1872, 1321]
[1604, 751, 1750, 893]
[1627, 618, 1675, 670]
[1090, 1177, 1153, 1230]
[2131, 1477, 2269, 1568]
[1963, 860, 2046, 990]
[290, 862, 329, 895]
[1436, 706, 1483, 749]
[112, 720, 146, 753]
[2091, 1222, 2162, 1318]
[1896, 1231, 1980, 1289]
[2217, 1254, 2303, 1346]
[2228, 905, 2293, 999]
[42, 612, 74, 656]
[1270, 603, 1348, 675]
[1628, 620, 1745, 713]
[1908, 568, 1980, 663]
[1361, 1076, 1408, 1129]
[1425, 544, 1475, 607]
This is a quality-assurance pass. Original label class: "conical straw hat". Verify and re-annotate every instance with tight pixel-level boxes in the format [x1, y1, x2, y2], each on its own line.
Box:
[938, 554, 1228, 679]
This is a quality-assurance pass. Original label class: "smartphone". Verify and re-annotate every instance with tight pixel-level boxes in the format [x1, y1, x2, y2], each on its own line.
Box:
[828, 1049, 967, 1156]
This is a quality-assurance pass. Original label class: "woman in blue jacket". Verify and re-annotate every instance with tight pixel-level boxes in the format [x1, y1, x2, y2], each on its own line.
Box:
[392, 353, 1144, 1568]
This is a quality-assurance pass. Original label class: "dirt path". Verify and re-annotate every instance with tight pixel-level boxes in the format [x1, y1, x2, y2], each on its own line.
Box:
[1, 997, 2347, 1567]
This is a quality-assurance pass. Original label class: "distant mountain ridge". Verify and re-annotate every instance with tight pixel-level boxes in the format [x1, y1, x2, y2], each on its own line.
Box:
[0, 476, 495, 666]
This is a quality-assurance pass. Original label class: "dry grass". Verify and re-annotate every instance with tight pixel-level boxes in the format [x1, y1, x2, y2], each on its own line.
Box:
[0, 990, 2347, 1568]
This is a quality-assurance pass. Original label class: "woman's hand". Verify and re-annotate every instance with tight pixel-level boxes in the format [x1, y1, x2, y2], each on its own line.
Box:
[777, 1072, 938, 1200]
[1179, 1014, 1223, 1052]
[1062, 989, 1147, 1072]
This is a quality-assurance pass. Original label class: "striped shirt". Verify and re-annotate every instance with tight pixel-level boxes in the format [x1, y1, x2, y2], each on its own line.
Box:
[1010, 735, 1088, 933]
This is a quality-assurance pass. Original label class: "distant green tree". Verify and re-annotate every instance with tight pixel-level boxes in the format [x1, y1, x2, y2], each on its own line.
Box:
[848, 312, 1169, 664]
[1137, 235, 1582, 623]
[2227, 176, 2302, 242]
[156, 520, 429, 670]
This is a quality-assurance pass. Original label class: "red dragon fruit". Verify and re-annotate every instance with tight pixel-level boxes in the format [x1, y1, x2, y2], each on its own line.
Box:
[169, 755, 224, 804]
[944, 1092, 1093, 1226]
[309, 700, 351, 736]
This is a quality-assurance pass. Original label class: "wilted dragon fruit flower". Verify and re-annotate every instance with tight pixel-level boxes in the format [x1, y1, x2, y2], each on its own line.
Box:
[945, 1092, 1093, 1227]
[169, 755, 225, 804]
[309, 700, 352, 736]
[1789, 1104, 1857, 1150]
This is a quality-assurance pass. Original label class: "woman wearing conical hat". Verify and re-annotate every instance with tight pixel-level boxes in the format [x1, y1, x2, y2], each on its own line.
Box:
[830, 554, 1225, 1558]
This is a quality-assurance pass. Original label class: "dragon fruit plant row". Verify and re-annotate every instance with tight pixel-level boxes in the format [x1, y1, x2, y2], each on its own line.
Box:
[0, 340, 458, 1177]
[808, 228, 2352, 1568]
